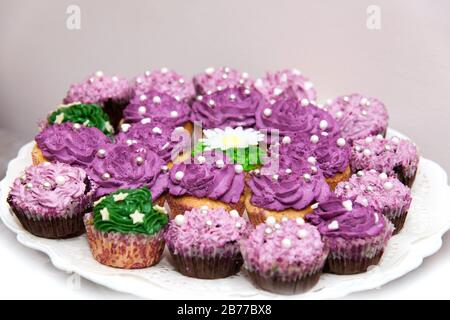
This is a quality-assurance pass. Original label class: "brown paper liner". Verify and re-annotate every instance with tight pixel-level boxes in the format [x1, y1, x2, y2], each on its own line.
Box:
[247, 270, 322, 295]
[389, 213, 408, 235]
[326, 249, 384, 275]
[394, 165, 417, 188]
[31, 144, 48, 166]
[169, 250, 243, 279]
[166, 194, 245, 219]
[325, 166, 351, 191]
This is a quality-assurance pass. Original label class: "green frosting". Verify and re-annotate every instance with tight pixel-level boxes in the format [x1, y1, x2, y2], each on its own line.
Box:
[48, 103, 114, 135]
[192, 142, 265, 171]
[93, 187, 168, 235]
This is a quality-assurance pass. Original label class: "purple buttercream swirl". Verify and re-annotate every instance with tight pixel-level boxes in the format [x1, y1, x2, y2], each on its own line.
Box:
[133, 69, 195, 101]
[87, 143, 168, 200]
[255, 97, 341, 137]
[123, 89, 191, 128]
[8, 162, 94, 217]
[168, 151, 245, 204]
[247, 158, 331, 211]
[63, 72, 132, 105]
[240, 220, 326, 275]
[253, 69, 317, 103]
[165, 207, 250, 256]
[193, 67, 253, 95]
[191, 87, 266, 129]
[307, 196, 385, 239]
[35, 123, 111, 168]
[325, 93, 389, 143]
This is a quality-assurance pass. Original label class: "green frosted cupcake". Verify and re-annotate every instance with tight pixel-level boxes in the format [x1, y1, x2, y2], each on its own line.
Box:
[84, 187, 168, 269]
[47, 102, 114, 135]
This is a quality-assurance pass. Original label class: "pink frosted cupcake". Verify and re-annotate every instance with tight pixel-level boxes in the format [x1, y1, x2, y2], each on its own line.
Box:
[325, 93, 389, 144]
[7, 162, 96, 239]
[133, 68, 195, 102]
[63, 71, 132, 129]
[307, 197, 394, 274]
[335, 170, 412, 234]
[165, 207, 249, 279]
[351, 135, 419, 187]
[193, 67, 253, 95]
[253, 69, 317, 103]
[240, 219, 328, 294]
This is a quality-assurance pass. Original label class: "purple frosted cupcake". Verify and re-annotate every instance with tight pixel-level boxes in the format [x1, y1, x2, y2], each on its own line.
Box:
[165, 207, 249, 279]
[325, 94, 389, 144]
[123, 89, 192, 132]
[191, 86, 266, 129]
[7, 162, 96, 239]
[335, 170, 412, 233]
[351, 135, 419, 187]
[193, 67, 253, 95]
[307, 197, 394, 274]
[133, 68, 195, 102]
[253, 69, 317, 103]
[241, 219, 328, 294]
[86, 143, 168, 204]
[63, 71, 132, 129]
[255, 96, 341, 138]
[34, 122, 111, 168]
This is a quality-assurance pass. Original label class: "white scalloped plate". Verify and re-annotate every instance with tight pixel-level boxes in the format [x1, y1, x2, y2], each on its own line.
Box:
[1, 128, 450, 299]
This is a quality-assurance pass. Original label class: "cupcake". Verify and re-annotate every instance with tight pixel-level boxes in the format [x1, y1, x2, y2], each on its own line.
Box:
[241, 219, 328, 294]
[63, 71, 132, 129]
[193, 67, 253, 95]
[193, 127, 266, 172]
[253, 69, 317, 103]
[165, 207, 249, 279]
[245, 157, 331, 225]
[33, 122, 111, 167]
[335, 170, 412, 234]
[46, 102, 114, 135]
[191, 86, 267, 129]
[123, 89, 192, 133]
[255, 96, 341, 138]
[7, 162, 96, 239]
[84, 187, 168, 269]
[350, 135, 419, 187]
[307, 197, 394, 274]
[279, 133, 351, 190]
[133, 68, 195, 102]
[87, 143, 168, 205]
[325, 93, 389, 144]
[167, 151, 246, 218]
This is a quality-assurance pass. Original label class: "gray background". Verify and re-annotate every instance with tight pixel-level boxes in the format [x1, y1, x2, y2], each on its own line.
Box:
[1, 0, 450, 178]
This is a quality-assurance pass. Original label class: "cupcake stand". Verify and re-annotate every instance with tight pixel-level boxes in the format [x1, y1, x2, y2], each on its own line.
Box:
[1, 128, 450, 299]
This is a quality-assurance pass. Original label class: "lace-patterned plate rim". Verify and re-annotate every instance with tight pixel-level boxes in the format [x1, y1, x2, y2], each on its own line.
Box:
[1, 128, 450, 300]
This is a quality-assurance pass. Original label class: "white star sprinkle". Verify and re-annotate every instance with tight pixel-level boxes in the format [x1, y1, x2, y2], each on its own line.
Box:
[113, 193, 128, 202]
[100, 208, 110, 221]
[130, 210, 145, 224]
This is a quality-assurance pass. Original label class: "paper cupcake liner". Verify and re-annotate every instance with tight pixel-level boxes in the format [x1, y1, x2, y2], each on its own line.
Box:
[382, 206, 409, 234]
[324, 218, 394, 275]
[84, 213, 166, 269]
[395, 165, 417, 188]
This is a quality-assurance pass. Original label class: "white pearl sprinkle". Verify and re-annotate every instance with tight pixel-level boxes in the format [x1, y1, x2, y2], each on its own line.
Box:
[328, 220, 339, 230]
[264, 227, 273, 235]
[355, 145, 362, 151]
[281, 217, 289, 222]
[366, 185, 374, 192]
[235, 222, 242, 229]
[357, 170, 365, 177]
[112, 76, 118, 82]
[139, 94, 147, 101]
[230, 210, 239, 218]
[234, 164, 244, 174]
[152, 96, 161, 104]
[342, 200, 353, 211]
[285, 168, 292, 174]
[26, 182, 33, 189]
[121, 123, 131, 132]
[215, 159, 224, 168]
[311, 166, 318, 173]
[205, 67, 214, 75]
[263, 108, 272, 117]
[343, 96, 350, 102]
[281, 238, 292, 249]
[310, 135, 319, 144]
[161, 67, 169, 73]
[272, 174, 279, 181]
[311, 203, 319, 209]
[297, 229, 308, 239]
[178, 78, 185, 84]
[379, 172, 388, 180]
[365, 137, 373, 144]
[303, 173, 311, 181]
[319, 120, 328, 130]
[175, 171, 184, 181]
[135, 156, 144, 165]
[73, 123, 81, 129]
[229, 94, 236, 101]
[205, 220, 213, 226]
[304, 81, 313, 90]
[274, 223, 281, 230]
[361, 110, 368, 116]
[273, 87, 283, 96]
[266, 216, 276, 226]
[363, 149, 372, 156]
[141, 118, 151, 124]
[337, 138, 346, 147]
[383, 181, 394, 190]
[216, 86, 223, 91]
[97, 149, 106, 158]
[95, 70, 104, 77]
[244, 88, 251, 95]
[282, 136, 291, 144]
[43, 181, 51, 189]
[360, 98, 368, 106]
[296, 217, 305, 225]
[135, 77, 142, 84]
[336, 111, 344, 118]
[360, 198, 369, 207]
[385, 144, 391, 151]
[300, 98, 309, 107]
[391, 137, 400, 144]
[138, 106, 147, 114]
[170, 110, 179, 118]
[307, 156, 317, 165]
[174, 214, 185, 226]
[208, 99, 215, 107]
[161, 165, 169, 173]
[196, 95, 203, 101]
[197, 156, 206, 164]
[101, 172, 111, 180]
[55, 175, 66, 186]
[152, 127, 162, 135]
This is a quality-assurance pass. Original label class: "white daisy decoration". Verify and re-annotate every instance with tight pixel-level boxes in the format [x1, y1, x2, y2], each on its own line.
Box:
[201, 127, 264, 151]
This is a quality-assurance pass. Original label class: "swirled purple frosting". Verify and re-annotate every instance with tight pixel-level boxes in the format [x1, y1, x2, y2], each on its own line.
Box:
[35, 123, 111, 168]
[253, 69, 317, 103]
[193, 67, 253, 95]
[63, 72, 132, 105]
[87, 143, 168, 200]
[335, 170, 412, 212]
[191, 87, 267, 129]
[8, 162, 95, 217]
[279, 133, 350, 178]
[255, 97, 341, 137]
[247, 158, 331, 211]
[123, 90, 191, 128]
[325, 93, 389, 143]
[307, 196, 385, 239]
[133, 69, 195, 102]
[165, 207, 250, 256]
[351, 135, 419, 175]
[168, 151, 245, 204]
[114, 123, 180, 163]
